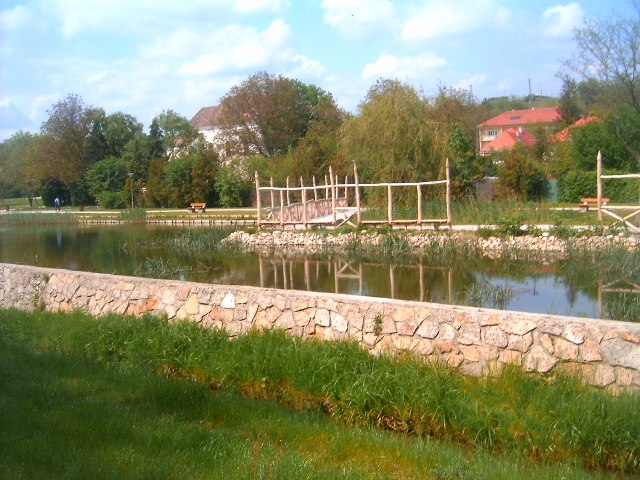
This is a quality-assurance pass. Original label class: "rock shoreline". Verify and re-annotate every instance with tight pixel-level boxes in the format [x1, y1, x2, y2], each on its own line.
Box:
[225, 230, 638, 257]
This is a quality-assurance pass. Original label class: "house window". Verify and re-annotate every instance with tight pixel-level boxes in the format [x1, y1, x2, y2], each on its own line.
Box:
[487, 130, 498, 137]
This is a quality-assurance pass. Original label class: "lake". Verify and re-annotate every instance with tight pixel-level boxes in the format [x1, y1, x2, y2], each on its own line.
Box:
[1, 224, 637, 321]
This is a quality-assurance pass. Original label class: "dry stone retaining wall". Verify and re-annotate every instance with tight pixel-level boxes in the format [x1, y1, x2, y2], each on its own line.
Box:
[1, 262, 639, 391]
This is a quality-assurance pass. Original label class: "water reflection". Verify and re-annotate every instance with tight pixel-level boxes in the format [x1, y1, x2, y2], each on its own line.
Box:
[0, 225, 637, 321]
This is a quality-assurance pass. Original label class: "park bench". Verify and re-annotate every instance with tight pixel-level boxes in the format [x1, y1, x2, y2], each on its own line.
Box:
[189, 202, 207, 213]
[579, 197, 609, 212]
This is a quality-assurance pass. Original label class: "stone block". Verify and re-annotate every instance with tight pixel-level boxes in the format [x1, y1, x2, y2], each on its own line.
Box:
[502, 319, 537, 336]
[601, 338, 640, 369]
[563, 324, 586, 344]
[553, 337, 579, 361]
[524, 345, 558, 373]
[416, 320, 439, 339]
[498, 349, 522, 366]
[483, 326, 508, 348]
[437, 323, 457, 342]
[579, 339, 602, 362]
[331, 312, 348, 333]
[458, 322, 481, 345]
[397, 320, 421, 336]
[315, 308, 331, 327]
[593, 365, 616, 387]
[221, 292, 236, 309]
[508, 332, 533, 353]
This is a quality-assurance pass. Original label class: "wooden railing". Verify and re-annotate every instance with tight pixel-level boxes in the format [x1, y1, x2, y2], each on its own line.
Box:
[255, 160, 451, 229]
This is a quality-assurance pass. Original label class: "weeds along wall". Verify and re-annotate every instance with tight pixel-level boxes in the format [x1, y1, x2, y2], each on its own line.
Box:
[1, 262, 639, 391]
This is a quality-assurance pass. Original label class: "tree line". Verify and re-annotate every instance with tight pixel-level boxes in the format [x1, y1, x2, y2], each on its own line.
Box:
[1, 4, 639, 208]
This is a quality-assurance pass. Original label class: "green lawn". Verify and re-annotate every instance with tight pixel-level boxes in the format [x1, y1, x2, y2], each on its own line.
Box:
[1, 309, 636, 479]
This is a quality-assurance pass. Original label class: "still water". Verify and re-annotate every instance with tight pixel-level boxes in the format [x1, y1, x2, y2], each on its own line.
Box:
[1, 224, 636, 321]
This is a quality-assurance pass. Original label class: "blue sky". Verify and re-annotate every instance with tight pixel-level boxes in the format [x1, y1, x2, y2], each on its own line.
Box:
[0, 0, 633, 141]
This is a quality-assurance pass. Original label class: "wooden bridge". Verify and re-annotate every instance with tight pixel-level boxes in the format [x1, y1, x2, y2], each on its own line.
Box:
[255, 161, 452, 229]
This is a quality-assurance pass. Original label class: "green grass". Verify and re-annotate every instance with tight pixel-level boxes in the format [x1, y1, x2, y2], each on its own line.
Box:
[1, 308, 638, 478]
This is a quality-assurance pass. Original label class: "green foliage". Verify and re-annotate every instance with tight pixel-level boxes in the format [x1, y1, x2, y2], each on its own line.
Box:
[215, 162, 253, 207]
[40, 177, 70, 208]
[153, 109, 199, 152]
[571, 120, 631, 171]
[338, 79, 443, 205]
[558, 170, 596, 202]
[190, 142, 220, 205]
[558, 169, 640, 203]
[96, 190, 126, 209]
[496, 145, 546, 201]
[496, 211, 527, 237]
[557, 77, 583, 127]
[85, 156, 128, 200]
[164, 154, 195, 207]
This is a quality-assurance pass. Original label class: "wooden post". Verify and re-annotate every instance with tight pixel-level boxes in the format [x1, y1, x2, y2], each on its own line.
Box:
[270, 177, 275, 223]
[325, 175, 329, 198]
[330, 166, 336, 225]
[255, 171, 262, 229]
[279, 189, 285, 227]
[354, 163, 361, 226]
[344, 175, 348, 199]
[286, 177, 291, 206]
[417, 184, 423, 227]
[312, 176, 318, 201]
[597, 151, 603, 222]
[301, 176, 307, 228]
[446, 157, 452, 228]
[387, 184, 393, 224]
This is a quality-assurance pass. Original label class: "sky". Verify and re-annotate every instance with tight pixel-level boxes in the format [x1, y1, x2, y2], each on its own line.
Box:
[0, 0, 634, 141]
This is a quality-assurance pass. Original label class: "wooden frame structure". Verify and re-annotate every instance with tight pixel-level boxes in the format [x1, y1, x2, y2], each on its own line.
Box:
[255, 160, 452, 229]
[595, 151, 640, 233]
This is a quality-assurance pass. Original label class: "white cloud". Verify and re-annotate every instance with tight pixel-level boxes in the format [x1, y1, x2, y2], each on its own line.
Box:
[0, 4, 31, 30]
[47, 0, 286, 38]
[454, 74, 488, 92]
[177, 20, 292, 76]
[362, 52, 446, 81]
[87, 71, 109, 83]
[233, 0, 288, 13]
[401, 0, 510, 42]
[542, 3, 584, 38]
[322, 0, 397, 39]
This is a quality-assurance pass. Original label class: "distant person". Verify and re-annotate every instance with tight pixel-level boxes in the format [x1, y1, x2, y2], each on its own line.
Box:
[54, 197, 60, 211]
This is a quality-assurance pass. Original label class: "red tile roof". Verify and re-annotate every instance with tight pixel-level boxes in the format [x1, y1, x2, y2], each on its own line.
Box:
[552, 115, 601, 142]
[477, 106, 560, 128]
[481, 127, 537, 153]
[190, 105, 222, 129]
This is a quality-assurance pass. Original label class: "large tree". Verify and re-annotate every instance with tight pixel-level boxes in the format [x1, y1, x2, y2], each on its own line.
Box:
[40, 94, 97, 184]
[153, 109, 200, 153]
[337, 79, 444, 192]
[218, 71, 340, 158]
[567, 2, 640, 166]
[557, 77, 583, 127]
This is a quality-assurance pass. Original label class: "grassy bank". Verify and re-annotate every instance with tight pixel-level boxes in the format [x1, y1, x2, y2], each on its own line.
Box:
[1, 309, 638, 478]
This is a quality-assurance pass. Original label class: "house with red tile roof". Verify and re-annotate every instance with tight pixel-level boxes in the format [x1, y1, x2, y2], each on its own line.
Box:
[552, 115, 601, 142]
[477, 106, 560, 155]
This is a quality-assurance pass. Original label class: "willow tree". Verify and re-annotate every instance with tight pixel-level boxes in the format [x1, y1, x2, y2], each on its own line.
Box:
[337, 79, 446, 204]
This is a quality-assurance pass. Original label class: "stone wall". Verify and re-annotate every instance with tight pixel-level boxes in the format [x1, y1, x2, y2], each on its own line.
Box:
[1, 262, 639, 391]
